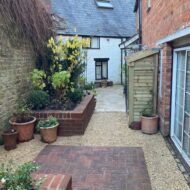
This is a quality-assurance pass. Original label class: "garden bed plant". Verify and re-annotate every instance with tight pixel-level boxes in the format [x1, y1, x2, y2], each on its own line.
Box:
[28, 36, 90, 111]
[0, 161, 41, 190]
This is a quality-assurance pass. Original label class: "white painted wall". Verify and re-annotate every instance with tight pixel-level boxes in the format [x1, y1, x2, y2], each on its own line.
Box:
[58, 36, 122, 84]
[85, 37, 122, 84]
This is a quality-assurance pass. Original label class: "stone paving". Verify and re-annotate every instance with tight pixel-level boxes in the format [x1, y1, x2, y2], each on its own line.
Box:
[35, 145, 152, 190]
[95, 85, 126, 112]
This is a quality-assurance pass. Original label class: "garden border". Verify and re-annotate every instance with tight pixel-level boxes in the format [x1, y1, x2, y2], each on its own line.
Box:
[34, 95, 96, 136]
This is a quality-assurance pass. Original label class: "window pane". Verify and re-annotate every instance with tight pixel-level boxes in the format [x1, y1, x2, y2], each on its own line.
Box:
[184, 114, 190, 135]
[176, 87, 184, 106]
[186, 73, 190, 93]
[187, 52, 190, 72]
[183, 133, 189, 156]
[177, 51, 186, 71]
[174, 121, 182, 142]
[102, 62, 108, 79]
[91, 37, 99, 48]
[185, 93, 190, 114]
[96, 65, 101, 79]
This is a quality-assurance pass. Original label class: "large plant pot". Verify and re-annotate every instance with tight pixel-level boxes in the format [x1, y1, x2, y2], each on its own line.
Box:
[141, 115, 158, 134]
[2, 131, 18, 151]
[9, 117, 36, 142]
[40, 124, 58, 143]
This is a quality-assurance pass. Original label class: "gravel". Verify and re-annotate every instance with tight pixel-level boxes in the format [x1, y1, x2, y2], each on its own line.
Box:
[0, 112, 189, 190]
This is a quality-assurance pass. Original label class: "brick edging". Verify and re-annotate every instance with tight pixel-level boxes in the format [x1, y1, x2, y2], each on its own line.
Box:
[32, 173, 72, 190]
[34, 95, 96, 136]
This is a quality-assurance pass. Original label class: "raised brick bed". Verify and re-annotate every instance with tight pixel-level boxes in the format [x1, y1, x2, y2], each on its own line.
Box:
[34, 95, 96, 136]
[32, 173, 72, 190]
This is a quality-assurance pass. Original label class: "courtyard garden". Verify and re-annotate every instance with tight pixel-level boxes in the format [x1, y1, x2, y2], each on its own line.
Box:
[0, 0, 190, 190]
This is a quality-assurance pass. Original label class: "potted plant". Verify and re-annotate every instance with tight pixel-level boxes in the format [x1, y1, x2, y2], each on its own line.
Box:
[141, 105, 158, 134]
[9, 102, 36, 142]
[0, 161, 41, 189]
[36, 116, 59, 143]
[2, 124, 18, 151]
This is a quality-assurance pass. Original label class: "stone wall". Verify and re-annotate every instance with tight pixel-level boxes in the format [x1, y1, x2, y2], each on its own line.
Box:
[0, 24, 36, 132]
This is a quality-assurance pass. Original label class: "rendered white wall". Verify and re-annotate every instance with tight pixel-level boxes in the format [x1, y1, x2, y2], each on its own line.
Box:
[58, 36, 122, 84]
[85, 37, 122, 84]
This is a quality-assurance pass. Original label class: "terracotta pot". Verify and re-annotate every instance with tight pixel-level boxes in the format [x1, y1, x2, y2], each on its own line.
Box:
[2, 131, 18, 151]
[40, 124, 58, 143]
[9, 116, 36, 142]
[141, 115, 158, 134]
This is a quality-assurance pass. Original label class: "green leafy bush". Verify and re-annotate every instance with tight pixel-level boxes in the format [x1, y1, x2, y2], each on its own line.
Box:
[31, 37, 89, 106]
[67, 88, 84, 103]
[84, 82, 95, 90]
[36, 116, 58, 132]
[27, 90, 50, 110]
[0, 161, 41, 190]
[31, 69, 46, 90]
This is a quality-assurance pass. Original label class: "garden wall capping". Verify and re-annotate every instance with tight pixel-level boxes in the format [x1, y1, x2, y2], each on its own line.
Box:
[34, 95, 96, 136]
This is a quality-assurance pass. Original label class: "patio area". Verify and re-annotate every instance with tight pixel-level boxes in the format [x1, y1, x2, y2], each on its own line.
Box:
[0, 86, 189, 190]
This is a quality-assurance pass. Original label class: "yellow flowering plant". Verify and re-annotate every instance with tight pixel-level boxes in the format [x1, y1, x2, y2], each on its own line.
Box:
[30, 36, 89, 108]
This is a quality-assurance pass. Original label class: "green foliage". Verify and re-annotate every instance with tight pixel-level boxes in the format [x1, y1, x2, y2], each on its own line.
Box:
[0, 161, 40, 190]
[31, 36, 89, 106]
[52, 71, 70, 89]
[14, 101, 32, 123]
[26, 90, 50, 110]
[36, 116, 58, 132]
[67, 88, 83, 103]
[84, 82, 95, 90]
[31, 69, 46, 90]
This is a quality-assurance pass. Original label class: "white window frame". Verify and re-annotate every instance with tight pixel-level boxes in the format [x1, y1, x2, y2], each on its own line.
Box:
[171, 46, 190, 166]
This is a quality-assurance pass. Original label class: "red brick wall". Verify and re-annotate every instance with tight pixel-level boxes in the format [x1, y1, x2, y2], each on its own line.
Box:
[141, 0, 190, 47]
[139, 0, 190, 136]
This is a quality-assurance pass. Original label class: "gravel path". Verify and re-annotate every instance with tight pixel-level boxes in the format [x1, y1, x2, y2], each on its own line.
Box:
[0, 112, 188, 190]
[0, 86, 189, 189]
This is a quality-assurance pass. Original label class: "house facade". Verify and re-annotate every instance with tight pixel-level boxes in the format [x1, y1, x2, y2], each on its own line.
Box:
[48, 0, 136, 84]
[135, 0, 190, 165]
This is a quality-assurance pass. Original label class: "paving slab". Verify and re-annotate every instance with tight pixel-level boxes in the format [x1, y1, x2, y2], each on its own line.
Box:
[95, 85, 126, 112]
[35, 145, 152, 190]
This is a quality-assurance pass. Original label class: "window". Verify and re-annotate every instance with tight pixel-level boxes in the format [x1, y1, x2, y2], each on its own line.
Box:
[146, 0, 151, 11]
[83, 37, 100, 49]
[95, 0, 113, 9]
[95, 58, 109, 80]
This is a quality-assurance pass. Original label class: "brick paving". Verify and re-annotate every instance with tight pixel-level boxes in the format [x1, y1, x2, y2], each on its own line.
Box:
[35, 145, 152, 190]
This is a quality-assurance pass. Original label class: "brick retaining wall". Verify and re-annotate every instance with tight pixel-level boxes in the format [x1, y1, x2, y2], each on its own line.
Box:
[34, 95, 96, 136]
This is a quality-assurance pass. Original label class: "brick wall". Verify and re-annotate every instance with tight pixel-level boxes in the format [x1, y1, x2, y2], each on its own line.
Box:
[0, 23, 36, 132]
[139, 0, 190, 136]
[141, 0, 190, 48]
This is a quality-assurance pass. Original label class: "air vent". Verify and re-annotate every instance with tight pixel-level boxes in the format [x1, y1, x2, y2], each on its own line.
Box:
[95, 0, 114, 9]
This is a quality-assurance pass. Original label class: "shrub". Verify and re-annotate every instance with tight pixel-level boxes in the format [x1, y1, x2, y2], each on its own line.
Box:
[67, 88, 84, 103]
[27, 90, 50, 110]
[0, 161, 41, 190]
[84, 82, 95, 90]
[31, 36, 89, 105]
[36, 116, 58, 132]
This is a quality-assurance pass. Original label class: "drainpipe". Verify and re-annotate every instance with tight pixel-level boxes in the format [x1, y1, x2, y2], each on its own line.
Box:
[121, 48, 123, 84]
[138, 0, 142, 50]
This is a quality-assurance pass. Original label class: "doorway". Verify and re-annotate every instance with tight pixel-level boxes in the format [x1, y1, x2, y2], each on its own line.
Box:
[171, 48, 190, 166]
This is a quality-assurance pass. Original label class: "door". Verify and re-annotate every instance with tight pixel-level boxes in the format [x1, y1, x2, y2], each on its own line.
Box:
[171, 48, 190, 165]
